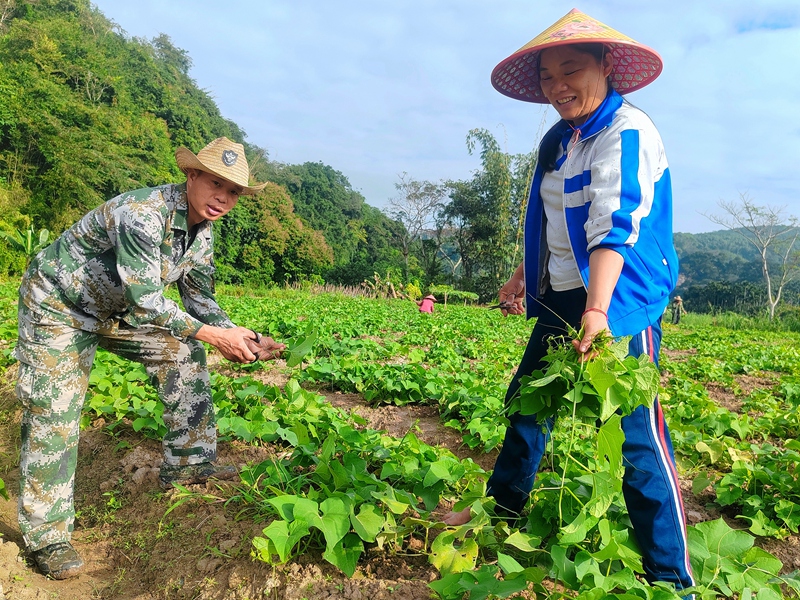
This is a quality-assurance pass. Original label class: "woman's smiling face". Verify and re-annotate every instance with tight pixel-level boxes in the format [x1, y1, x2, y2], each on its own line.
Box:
[539, 45, 613, 126]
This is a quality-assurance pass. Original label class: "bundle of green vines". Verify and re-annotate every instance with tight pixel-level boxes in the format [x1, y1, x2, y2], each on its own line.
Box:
[508, 330, 660, 425]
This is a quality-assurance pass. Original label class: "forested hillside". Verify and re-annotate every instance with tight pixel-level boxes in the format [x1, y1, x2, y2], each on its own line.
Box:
[0, 0, 541, 297]
[674, 228, 800, 314]
[0, 0, 402, 285]
[674, 230, 764, 286]
[259, 161, 406, 280]
[0, 0, 241, 230]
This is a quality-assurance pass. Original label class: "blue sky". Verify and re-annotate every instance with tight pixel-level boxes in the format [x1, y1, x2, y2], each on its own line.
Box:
[90, 0, 800, 234]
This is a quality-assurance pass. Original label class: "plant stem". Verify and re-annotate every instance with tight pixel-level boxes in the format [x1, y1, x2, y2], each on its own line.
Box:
[558, 389, 582, 524]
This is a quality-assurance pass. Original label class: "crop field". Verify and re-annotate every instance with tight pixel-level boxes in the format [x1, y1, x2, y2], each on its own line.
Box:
[0, 281, 799, 600]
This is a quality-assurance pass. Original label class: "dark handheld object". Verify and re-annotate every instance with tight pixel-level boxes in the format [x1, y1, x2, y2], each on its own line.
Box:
[488, 302, 516, 310]
[249, 329, 262, 363]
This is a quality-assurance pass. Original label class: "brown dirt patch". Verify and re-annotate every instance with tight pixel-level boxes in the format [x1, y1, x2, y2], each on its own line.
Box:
[734, 373, 778, 396]
[0, 363, 442, 599]
[759, 536, 800, 572]
[662, 348, 697, 360]
[702, 373, 778, 414]
[679, 479, 721, 527]
[704, 382, 743, 413]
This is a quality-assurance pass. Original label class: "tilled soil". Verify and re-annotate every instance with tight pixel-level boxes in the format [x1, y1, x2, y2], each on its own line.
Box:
[0, 417, 439, 600]
[0, 360, 449, 600]
[1, 359, 798, 599]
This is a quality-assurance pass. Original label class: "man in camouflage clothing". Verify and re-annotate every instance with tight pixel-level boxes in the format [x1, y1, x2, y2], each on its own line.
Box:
[15, 137, 284, 579]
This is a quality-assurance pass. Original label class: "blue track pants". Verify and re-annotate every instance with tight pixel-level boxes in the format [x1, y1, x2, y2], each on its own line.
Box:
[486, 287, 694, 589]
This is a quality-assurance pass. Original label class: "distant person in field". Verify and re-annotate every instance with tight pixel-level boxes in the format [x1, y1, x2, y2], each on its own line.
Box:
[417, 294, 436, 313]
[442, 9, 694, 594]
[671, 295, 686, 324]
[14, 137, 285, 580]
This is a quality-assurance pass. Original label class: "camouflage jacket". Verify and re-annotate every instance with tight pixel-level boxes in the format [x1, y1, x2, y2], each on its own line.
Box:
[20, 183, 235, 340]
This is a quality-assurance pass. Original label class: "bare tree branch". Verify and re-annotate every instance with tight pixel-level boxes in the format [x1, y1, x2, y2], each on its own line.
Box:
[703, 193, 800, 319]
[0, 0, 17, 31]
[386, 172, 446, 280]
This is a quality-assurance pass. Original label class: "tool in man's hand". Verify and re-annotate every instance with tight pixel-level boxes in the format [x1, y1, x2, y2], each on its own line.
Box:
[487, 302, 516, 310]
[247, 329, 284, 363]
[248, 330, 262, 363]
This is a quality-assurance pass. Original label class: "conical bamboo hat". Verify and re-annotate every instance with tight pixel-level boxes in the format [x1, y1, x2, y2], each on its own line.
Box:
[491, 8, 663, 103]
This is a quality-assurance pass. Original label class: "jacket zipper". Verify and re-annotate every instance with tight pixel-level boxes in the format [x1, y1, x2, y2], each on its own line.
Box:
[561, 125, 609, 293]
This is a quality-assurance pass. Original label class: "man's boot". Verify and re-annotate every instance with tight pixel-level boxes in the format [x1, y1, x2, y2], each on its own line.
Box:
[158, 462, 238, 490]
[32, 541, 84, 579]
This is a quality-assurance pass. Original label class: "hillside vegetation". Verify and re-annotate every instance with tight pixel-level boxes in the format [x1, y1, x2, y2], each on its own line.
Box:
[0, 0, 796, 311]
[0, 0, 401, 285]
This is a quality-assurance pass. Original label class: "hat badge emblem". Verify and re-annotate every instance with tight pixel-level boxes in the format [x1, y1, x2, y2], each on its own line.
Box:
[221, 150, 238, 166]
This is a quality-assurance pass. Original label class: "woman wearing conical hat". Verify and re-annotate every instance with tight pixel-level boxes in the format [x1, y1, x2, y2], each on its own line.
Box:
[14, 137, 285, 579]
[417, 294, 436, 313]
[444, 9, 694, 593]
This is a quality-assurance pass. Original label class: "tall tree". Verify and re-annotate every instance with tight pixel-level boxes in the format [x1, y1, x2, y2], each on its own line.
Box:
[440, 128, 534, 298]
[386, 172, 445, 281]
[705, 194, 800, 319]
[325, 204, 405, 286]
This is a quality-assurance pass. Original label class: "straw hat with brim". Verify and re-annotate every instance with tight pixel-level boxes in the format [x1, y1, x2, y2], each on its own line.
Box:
[175, 137, 267, 195]
[424, 295, 436, 301]
[491, 8, 663, 104]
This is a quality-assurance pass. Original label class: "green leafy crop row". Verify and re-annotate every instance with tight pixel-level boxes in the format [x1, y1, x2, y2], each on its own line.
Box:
[2, 285, 799, 597]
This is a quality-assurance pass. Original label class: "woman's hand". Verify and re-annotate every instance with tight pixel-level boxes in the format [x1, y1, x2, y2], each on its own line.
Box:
[574, 248, 624, 360]
[498, 262, 526, 316]
[572, 309, 610, 359]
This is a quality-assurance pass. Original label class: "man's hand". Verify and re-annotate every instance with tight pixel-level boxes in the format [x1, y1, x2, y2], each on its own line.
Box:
[194, 325, 261, 363]
[245, 332, 286, 362]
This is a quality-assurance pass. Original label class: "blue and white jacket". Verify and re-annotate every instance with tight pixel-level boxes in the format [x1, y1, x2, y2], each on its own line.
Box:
[523, 89, 679, 337]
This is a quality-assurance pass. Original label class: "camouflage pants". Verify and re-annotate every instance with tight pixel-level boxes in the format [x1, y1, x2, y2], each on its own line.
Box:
[15, 302, 216, 551]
